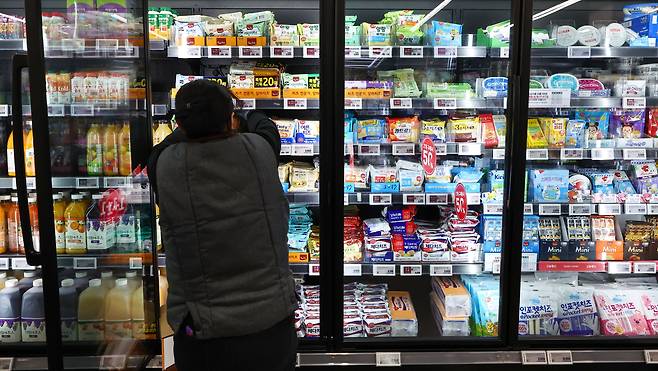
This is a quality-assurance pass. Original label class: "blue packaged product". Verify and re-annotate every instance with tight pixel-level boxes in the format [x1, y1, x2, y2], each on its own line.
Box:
[478, 77, 508, 98]
[574, 110, 610, 142]
[427, 21, 462, 46]
[383, 206, 416, 223]
[565, 119, 586, 148]
[522, 216, 540, 254]
[545, 74, 579, 93]
[425, 182, 481, 193]
[295, 120, 320, 144]
[482, 216, 503, 253]
[531, 169, 569, 202]
[390, 220, 417, 235]
[612, 170, 637, 195]
[556, 286, 599, 336]
[363, 218, 391, 237]
[392, 233, 421, 261]
[356, 118, 386, 143]
[623, 13, 658, 38]
[518, 286, 559, 336]
[371, 182, 400, 193]
[623, 3, 658, 21]
[453, 167, 484, 183]
[591, 173, 615, 196]
[344, 113, 357, 144]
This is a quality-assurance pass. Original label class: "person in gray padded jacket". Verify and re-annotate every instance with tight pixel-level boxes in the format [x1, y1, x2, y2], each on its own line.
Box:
[147, 79, 297, 371]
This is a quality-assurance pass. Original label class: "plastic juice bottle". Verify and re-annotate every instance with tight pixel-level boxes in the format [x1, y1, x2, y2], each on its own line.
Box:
[0, 278, 21, 342]
[104, 278, 132, 339]
[6, 197, 19, 254]
[100, 271, 114, 290]
[86, 124, 103, 176]
[118, 122, 131, 176]
[0, 273, 6, 289]
[21, 278, 45, 342]
[86, 194, 111, 253]
[73, 272, 89, 294]
[134, 203, 152, 253]
[0, 195, 6, 254]
[102, 124, 118, 176]
[59, 278, 78, 341]
[17, 271, 38, 294]
[125, 271, 140, 292]
[6, 130, 13, 177]
[53, 194, 66, 254]
[152, 121, 172, 145]
[116, 202, 136, 253]
[64, 194, 86, 254]
[24, 122, 35, 177]
[73, 121, 87, 176]
[130, 285, 144, 339]
[27, 196, 39, 253]
[79, 192, 92, 211]
[77, 278, 106, 341]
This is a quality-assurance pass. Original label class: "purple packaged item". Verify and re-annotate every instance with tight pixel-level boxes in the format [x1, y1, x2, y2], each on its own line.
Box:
[610, 110, 646, 139]
[390, 220, 417, 235]
[345, 80, 394, 89]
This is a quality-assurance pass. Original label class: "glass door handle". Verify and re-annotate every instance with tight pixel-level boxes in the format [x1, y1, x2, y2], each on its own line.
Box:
[12, 53, 41, 267]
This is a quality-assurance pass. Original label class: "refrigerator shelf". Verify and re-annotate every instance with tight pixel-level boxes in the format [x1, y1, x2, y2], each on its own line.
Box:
[344, 192, 481, 206]
[346, 142, 487, 157]
[491, 145, 658, 161]
[0, 176, 147, 191]
[165, 45, 321, 59]
[280, 143, 320, 156]
[0, 102, 150, 117]
[344, 97, 506, 111]
[537, 260, 658, 274]
[0, 253, 151, 270]
[285, 192, 320, 205]
[527, 46, 658, 59]
[43, 39, 142, 59]
[511, 202, 658, 217]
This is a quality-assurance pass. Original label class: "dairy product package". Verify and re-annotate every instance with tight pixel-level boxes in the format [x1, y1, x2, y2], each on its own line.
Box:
[275, 120, 296, 144]
[420, 118, 446, 142]
[387, 116, 420, 142]
[362, 23, 392, 46]
[295, 120, 320, 144]
[556, 286, 599, 336]
[288, 161, 319, 192]
[431, 277, 472, 318]
[429, 290, 470, 336]
[519, 285, 559, 336]
[640, 290, 658, 334]
[377, 69, 422, 98]
[363, 312, 392, 337]
[387, 291, 418, 336]
[594, 289, 651, 336]
[270, 23, 299, 46]
[203, 18, 234, 36]
[427, 21, 462, 46]
[298, 23, 320, 46]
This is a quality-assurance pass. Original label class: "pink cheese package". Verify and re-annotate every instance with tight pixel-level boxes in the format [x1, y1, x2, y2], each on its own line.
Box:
[640, 291, 658, 335]
[593, 289, 651, 336]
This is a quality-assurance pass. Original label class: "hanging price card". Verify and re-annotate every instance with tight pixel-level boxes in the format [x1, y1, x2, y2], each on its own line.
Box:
[454, 183, 468, 221]
[458, 143, 481, 156]
[623, 148, 647, 160]
[634, 262, 657, 274]
[207, 46, 231, 58]
[308, 263, 320, 276]
[303, 46, 320, 58]
[284, 98, 307, 110]
[569, 204, 592, 215]
[400, 46, 423, 58]
[426, 193, 448, 205]
[403, 194, 425, 205]
[392, 143, 415, 156]
[434, 46, 458, 58]
[400, 265, 422, 276]
[493, 149, 505, 159]
[369, 194, 392, 205]
[421, 138, 437, 175]
[238, 46, 262, 58]
[623, 97, 646, 109]
[292, 144, 314, 156]
[73, 257, 97, 270]
[270, 46, 294, 58]
[373, 264, 396, 276]
[430, 265, 453, 276]
[625, 203, 647, 215]
[344, 98, 363, 110]
[369, 46, 392, 58]
[344, 46, 362, 58]
[591, 148, 615, 160]
[547, 351, 573, 365]
[608, 261, 632, 274]
[344, 264, 362, 276]
[560, 148, 584, 160]
[389, 98, 412, 109]
[539, 204, 562, 216]
[567, 46, 591, 58]
[526, 149, 549, 160]
[358, 144, 381, 156]
[598, 204, 621, 215]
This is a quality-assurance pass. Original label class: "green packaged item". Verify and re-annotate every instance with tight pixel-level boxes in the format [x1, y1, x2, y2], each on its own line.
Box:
[282, 73, 309, 89]
[345, 15, 358, 26]
[378, 69, 422, 98]
[148, 8, 158, 33]
[218, 12, 242, 23]
[380, 10, 414, 24]
[529, 79, 543, 89]
[362, 22, 392, 46]
[236, 20, 268, 37]
[270, 23, 299, 46]
[345, 24, 361, 46]
[425, 82, 474, 98]
[298, 23, 320, 46]
[243, 11, 274, 25]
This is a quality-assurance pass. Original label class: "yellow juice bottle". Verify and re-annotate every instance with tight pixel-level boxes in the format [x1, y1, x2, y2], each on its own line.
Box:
[102, 124, 118, 176]
[53, 194, 66, 254]
[118, 122, 132, 176]
[64, 194, 86, 254]
[86, 124, 102, 176]
[152, 122, 172, 146]
[24, 123, 35, 177]
[6, 131, 13, 177]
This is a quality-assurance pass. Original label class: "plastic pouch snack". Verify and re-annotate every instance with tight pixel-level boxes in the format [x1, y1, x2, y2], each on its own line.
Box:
[203, 19, 234, 36]
[575, 110, 610, 142]
[565, 119, 586, 148]
[421, 118, 446, 142]
[274, 119, 296, 144]
[527, 118, 548, 148]
[270, 23, 299, 46]
[288, 161, 319, 192]
[556, 286, 599, 336]
[368, 165, 397, 184]
[378, 69, 422, 98]
[278, 163, 290, 184]
[594, 289, 650, 336]
[387, 116, 420, 142]
[610, 110, 646, 139]
[298, 23, 320, 46]
[357, 119, 386, 143]
[480, 114, 499, 148]
[447, 114, 480, 143]
[295, 119, 320, 144]
[281, 73, 309, 89]
[427, 21, 462, 46]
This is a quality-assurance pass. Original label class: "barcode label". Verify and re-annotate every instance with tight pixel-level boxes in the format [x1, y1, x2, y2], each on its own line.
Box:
[373, 264, 396, 276]
[270, 46, 294, 58]
[206, 46, 231, 58]
[344, 264, 362, 276]
[400, 46, 423, 58]
[429, 264, 452, 276]
[238, 46, 262, 58]
[403, 194, 425, 205]
[539, 204, 561, 216]
[73, 257, 97, 270]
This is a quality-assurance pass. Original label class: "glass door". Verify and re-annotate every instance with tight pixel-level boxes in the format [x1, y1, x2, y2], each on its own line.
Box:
[146, 0, 326, 362]
[517, 0, 658, 344]
[19, 0, 159, 368]
[342, 0, 515, 344]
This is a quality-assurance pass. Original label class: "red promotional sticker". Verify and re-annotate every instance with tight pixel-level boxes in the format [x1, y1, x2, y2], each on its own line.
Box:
[454, 183, 467, 221]
[421, 137, 437, 175]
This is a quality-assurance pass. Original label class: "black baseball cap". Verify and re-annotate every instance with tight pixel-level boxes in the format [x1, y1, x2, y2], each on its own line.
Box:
[175, 79, 235, 139]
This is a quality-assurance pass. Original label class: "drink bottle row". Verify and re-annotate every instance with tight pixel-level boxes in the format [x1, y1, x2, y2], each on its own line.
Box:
[0, 190, 151, 255]
[0, 269, 156, 343]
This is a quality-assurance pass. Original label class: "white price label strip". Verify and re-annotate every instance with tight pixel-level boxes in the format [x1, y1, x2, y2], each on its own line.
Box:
[522, 351, 548, 365]
[389, 98, 412, 109]
[400, 265, 422, 276]
[458, 143, 481, 156]
[0, 105, 8, 117]
[392, 143, 415, 156]
[129, 257, 143, 270]
[25, 177, 36, 190]
[598, 204, 621, 215]
[433, 98, 457, 109]
[344, 98, 363, 110]
[569, 204, 592, 215]
[177, 46, 202, 58]
[608, 261, 632, 274]
[369, 193, 392, 205]
[344, 46, 361, 58]
[238, 46, 262, 58]
[358, 144, 381, 156]
[524, 203, 533, 215]
[625, 203, 647, 215]
[435, 143, 447, 156]
[279, 144, 292, 156]
[400, 46, 423, 58]
[270, 46, 294, 58]
[591, 148, 615, 160]
[71, 104, 94, 117]
[623, 97, 646, 109]
[11, 257, 35, 270]
[539, 204, 561, 216]
[499, 47, 509, 58]
[426, 193, 448, 205]
[430, 264, 453, 276]
[240, 99, 256, 110]
[645, 350, 658, 364]
[76, 177, 99, 189]
[344, 194, 349, 206]
[526, 149, 548, 160]
[376, 353, 401, 367]
[292, 144, 314, 156]
[648, 204, 658, 215]
[403, 194, 425, 205]
[303, 46, 320, 58]
[48, 104, 65, 116]
[623, 148, 647, 160]
[284, 98, 307, 110]
[308, 263, 320, 276]
[560, 148, 583, 160]
[73, 257, 97, 270]
[634, 262, 657, 274]
[493, 149, 505, 159]
[369, 46, 392, 58]
[483, 204, 503, 215]
[492, 261, 501, 274]
[344, 264, 362, 276]
[207, 46, 231, 58]
[373, 264, 396, 276]
[434, 46, 457, 58]
[547, 351, 573, 365]
[0, 258, 9, 270]
[567, 46, 591, 58]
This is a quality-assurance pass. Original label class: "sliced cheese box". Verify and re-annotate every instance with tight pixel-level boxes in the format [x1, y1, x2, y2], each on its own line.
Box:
[431, 277, 472, 318]
[429, 291, 470, 336]
[387, 291, 418, 337]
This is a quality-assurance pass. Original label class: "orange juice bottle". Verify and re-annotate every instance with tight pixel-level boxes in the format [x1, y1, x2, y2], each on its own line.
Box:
[104, 278, 132, 339]
[86, 124, 102, 176]
[6, 130, 14, 177]
[53, 193, 66, 254]
[152, 121, 172, 146]
[24, 122, 35, 177]
[64, 194, 86, 254]
[102, 124, 118, 176]
[7, 197, 19, 254]
[118, 122, 131, 176]
[27, 196, 38, 253]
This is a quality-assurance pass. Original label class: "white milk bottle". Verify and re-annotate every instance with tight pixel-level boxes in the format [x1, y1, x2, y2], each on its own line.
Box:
[100, 271, 115, 290]
[0, 272, 7, 289]
[104, 278, 132, 339]
[78, 279, 107, 341]
[21, 278, 45, 342]
[17, 272, 38, 294]
[0, 278, 21, 342]
[59, 278, 78, 341]
[131, 285, 144, 339]
[125, 271, 140, 292]
[73, 272, 89, 294]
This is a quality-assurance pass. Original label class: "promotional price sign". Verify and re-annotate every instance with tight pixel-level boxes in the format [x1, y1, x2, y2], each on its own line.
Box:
[421, 137, 437, 175]
[454, 183, 467, 221]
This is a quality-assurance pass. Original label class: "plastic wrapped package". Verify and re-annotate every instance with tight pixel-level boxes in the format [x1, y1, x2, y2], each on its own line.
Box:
[594, 289, 651, 336]
[387, 291, 418, 336]
[429, 291, 470, 336]
[431, 277, 472, 318]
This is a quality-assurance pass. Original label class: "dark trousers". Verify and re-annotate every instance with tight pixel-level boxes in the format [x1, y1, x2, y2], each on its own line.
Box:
[174, 315, 298, 371]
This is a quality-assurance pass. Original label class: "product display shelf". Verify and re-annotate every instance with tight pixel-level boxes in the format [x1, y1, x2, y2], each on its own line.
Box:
[0, 39, 26, 51]
[526, 46, 658, 58]
[491, 146, 658, 161]
[167, 97, 320, 111]
[286, 192, 319, 205]
[165, 45, 321, 60]
[0, 176, 146, 191]
[537, 260, 658, 274]
[344, 45, 488, 59]
[344, 191, 482, 206]
[0, 252, 151, 271]
[346, 142, 488, 157]
[517, 202, 658, 216]
[0, 102, 150, 118]
[346, 97, 506, 111]
[529, 96, 658, 109]
[42, 39, 143, 59]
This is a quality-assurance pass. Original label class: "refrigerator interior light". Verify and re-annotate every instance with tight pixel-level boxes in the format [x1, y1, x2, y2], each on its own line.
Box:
[532, 0, 583, 21]
[410, 0, 453, 32]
